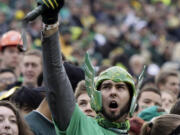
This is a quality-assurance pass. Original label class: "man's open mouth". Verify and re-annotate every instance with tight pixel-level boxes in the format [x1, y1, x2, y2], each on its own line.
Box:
[109, 101, 118, 109]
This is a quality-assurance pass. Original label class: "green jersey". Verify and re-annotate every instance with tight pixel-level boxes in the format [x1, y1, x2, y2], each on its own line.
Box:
[54, 104, 118, 135]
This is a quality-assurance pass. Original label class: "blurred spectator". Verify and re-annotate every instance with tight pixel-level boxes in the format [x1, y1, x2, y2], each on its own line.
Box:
[0, 100, 34, 135]
[21, 50, 42, 88]
[80, 4, 96, 29]
[59, 27, 73, 58]
[140, 76, 155, 90]
[0, 11, 8, 36]
[75, 80, 96, 117]
[155, 70, 180, 96]
[68, 4, 83, 27]
[129, 54, 145, 79]
[0, 68, 17, 91]
[161, 90, 176, 113]
[161, 61, 180, 71]
[10, 86, 44, 115]
[172, 42, 180, 63]
[0, 30, 23, 78]
[170, 99, 180, 115]
[137, 87, 162, 114]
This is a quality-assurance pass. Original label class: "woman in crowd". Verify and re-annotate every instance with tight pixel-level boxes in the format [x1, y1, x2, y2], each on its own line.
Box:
[161, 90, 177, 113]
[0, 100, 33, 135]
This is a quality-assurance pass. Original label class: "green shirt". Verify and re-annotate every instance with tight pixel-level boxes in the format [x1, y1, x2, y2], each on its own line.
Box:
[54, 104, 118, 135]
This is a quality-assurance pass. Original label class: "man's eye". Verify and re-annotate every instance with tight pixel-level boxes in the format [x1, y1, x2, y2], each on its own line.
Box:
[25, 63, 29, 67]
[143, 100, 151, 104]
[168, 100, 173, 104]
[102, 85, 110, 89]
[116, 86, 124, 90]
[79, 102, 87, 106]
[102, 86, 108, 89]
[32, 63, 38, 68]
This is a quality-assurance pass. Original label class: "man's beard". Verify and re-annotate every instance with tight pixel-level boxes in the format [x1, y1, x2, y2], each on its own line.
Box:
[102, 103, 130, 121]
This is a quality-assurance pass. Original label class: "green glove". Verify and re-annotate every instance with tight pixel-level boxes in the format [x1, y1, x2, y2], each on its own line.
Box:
[37, 0, 64, 24]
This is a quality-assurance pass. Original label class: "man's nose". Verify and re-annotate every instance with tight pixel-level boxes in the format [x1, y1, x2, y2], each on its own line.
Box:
[27, 65, 33, 71]
[85, 103, 93, 113]
[109, 87, 117, 97]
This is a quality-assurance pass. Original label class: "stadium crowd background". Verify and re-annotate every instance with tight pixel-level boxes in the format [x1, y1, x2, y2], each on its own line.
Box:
[1, 0, 180, 77]
[1, 0, 180, 135]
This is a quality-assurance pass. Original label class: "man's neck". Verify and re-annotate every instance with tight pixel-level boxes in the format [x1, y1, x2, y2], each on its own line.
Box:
[36, 98, 52, 121]
[22, 82, 37, 88]
[96, 113, 130, 134]
[101, 113, 128, 123]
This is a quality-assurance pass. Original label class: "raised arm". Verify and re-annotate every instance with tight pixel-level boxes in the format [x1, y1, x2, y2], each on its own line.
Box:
[38, 0, 76, 130]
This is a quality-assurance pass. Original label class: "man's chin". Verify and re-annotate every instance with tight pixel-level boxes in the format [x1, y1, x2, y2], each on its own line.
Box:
[24, 81, 36, 87]
[102, 105, 129, 121]
[102, 109, 122, 121]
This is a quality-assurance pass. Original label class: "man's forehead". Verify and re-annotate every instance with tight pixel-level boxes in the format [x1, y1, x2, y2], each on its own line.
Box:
[77, 93, 90, 101]
[23, 55, 41, 62]
[4, 46, 19, 51]
[141, 90, 159, 95]
[101, 80, 127, 85]
[141, 91, 161, 102]
[167, 75, 180, 82]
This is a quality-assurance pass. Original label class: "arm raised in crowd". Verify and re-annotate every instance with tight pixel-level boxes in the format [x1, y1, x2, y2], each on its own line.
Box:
[38, 0, 76, 131]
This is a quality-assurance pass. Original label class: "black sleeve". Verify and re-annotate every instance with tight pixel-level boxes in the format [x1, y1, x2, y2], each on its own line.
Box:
[42, 31, 76, 130]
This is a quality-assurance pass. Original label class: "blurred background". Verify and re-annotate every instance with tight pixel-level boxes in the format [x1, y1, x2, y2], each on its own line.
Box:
[1, 0, 180, 81]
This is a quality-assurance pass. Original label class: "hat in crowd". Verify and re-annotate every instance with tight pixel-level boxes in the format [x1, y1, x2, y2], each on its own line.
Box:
[138, 106, 166, 121]
[64, 62, 85, 91]
[31, 86, 46, 92]
[36, 62, 85, 92]
[0, 87, 19, 100]
[130, 117, 145, 134]
[0, 86, 46, 101]
[10, 86, 44, 110]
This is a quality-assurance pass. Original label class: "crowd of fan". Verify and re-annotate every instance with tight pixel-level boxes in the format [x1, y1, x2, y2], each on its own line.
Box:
[1, 0, 180, 135]
[1, 0, 180, 69]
